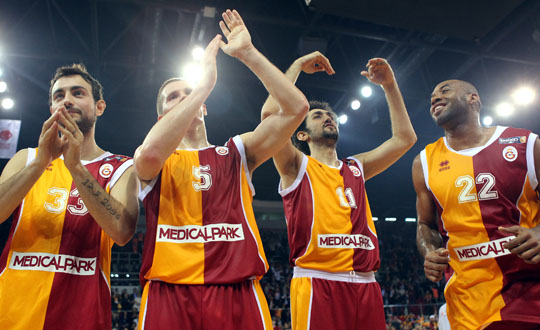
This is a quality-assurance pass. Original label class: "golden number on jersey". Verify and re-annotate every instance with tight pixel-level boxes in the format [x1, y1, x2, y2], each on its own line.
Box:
[44, 187, 89, 215]
[336, 187, 357, 208]
[455, 173, 498, 204]
[192, 165, 212, 191]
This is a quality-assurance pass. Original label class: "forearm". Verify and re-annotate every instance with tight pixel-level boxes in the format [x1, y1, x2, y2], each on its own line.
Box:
[70, 164, 135, 244]
[383, 80, 417, 147]
[135, 87, 211, 179]
[261, 61, 304, 120]
[417, 222, 442, 257]
[240, 48, 308, 118]
[0, 160, 47, 223]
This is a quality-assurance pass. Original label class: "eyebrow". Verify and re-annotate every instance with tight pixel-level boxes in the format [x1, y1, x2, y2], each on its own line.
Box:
[431, 84, 450, 98]
[52, 85, 88, 96]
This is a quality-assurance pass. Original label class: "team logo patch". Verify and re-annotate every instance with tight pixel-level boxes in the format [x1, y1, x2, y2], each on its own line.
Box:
[99, 164, 114, 178]
[454, 236, 515, 261]
[348, 165, 361, 177]
[215, 147, 229, 155]
[498, 136, 526, 144]
[502, 146, 518, 162]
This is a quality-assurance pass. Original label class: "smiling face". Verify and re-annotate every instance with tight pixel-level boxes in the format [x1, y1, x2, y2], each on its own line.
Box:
[430, 80, 480, 128]
[50, 75, 104, 134]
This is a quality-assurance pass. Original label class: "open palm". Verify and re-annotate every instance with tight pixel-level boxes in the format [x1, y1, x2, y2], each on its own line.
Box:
[219, 10, 253, 59]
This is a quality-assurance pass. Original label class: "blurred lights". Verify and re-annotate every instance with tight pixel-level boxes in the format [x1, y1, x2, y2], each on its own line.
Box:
[405, 217, 417, 222]
[495, 102, 515, 117]
[512, 87, 535, 106]
[338, 114, 348, 124]
[0, 67, 3, 77]
[385, 217, 397, 222]
[181, 62, 203, 87]
[372, 217, 378, 221]
[361, 86, 372, 98]
[0, 81, 6, 93]
[351, 99, 361, 110]
[1, 97, 14, 110]
[191, 46, 205, 61]
[482, 116, 493, 126]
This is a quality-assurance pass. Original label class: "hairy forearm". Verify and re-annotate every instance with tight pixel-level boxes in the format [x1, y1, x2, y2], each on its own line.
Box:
[417, 222, 442, 257]
[70, 164, 134, 244]
[241, 48, 308, 118]
[383, 81, 417, 147]
[0, 160, 47, 223]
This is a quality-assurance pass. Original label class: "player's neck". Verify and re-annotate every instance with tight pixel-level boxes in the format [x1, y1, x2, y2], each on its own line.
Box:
[309, 143, 340, 167]
[178, 124, 211, 150]
[444, 122, 497, 151]
[81, 129, 106, 160]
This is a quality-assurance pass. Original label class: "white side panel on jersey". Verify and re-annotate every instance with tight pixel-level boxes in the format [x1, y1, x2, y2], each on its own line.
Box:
[108, 159, 134, 190]
[138, 177, 158, 202]
[233, 135, 256, 197]
[279, 154, 308, 197]
[526, 133, 538, 190]
[26, 148, 37, 166]
[420, 149, 430, 191]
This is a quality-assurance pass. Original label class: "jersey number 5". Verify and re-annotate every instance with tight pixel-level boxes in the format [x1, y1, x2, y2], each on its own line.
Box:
[192, 165, 212, 191]
[455, 173, 498, 203]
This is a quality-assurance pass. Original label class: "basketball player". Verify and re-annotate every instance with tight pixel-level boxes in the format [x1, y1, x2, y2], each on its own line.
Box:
[414, 79, 540, 329]
[0, 64, 139, 329]
[134, 10, 308, 330]
[261, 53, 416, 330]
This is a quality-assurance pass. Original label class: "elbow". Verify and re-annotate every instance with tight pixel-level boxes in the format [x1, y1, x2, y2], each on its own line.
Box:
[114, 223, 136, 246]
[134, 147, 162, 181]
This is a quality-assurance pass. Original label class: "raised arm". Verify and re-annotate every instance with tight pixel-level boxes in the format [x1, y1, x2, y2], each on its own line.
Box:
[56, 108, 139, 245]
[218, 9, 309, 172]
[0, 111, 64, 223]
[134, 35, 221, 181]
[260, 52, 334, 183]
[412, 154, 449, 282]
[354, 58, 417, 180]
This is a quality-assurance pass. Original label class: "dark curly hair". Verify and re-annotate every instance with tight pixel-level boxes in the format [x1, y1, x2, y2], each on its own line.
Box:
[292, 100, 336, 155]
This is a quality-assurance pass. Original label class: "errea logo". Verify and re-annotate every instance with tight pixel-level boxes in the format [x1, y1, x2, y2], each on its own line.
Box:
[439, 160, 450, 172]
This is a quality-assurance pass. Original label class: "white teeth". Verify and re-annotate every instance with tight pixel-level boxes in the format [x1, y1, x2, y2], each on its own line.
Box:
[435, 105, 443, 111]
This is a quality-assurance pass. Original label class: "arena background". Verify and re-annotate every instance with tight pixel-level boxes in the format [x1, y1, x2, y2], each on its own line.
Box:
[0, 0, 539, 329]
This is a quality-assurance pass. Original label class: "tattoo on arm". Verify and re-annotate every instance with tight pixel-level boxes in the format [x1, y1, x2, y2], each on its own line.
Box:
[82, 178, 121, 220]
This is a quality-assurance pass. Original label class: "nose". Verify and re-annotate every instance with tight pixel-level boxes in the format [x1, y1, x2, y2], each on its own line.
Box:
[431, 95, 441, 106]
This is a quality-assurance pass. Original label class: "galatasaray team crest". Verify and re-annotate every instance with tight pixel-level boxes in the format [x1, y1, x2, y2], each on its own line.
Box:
[99, 164, 114, 178]
[215, 146, 229, 155]
[348, 165, 361, 177]
[502, 146, 518, 162]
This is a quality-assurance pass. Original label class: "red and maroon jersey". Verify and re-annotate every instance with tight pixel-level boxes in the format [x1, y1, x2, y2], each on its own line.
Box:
[420, 126, 540, 329]
[139, 136, 268, 285]
[0, 149, 133, 330]
[280, 155, 380, 273]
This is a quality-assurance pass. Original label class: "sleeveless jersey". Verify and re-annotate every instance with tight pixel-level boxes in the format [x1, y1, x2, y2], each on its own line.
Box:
[0, 149, 133, 330]
[280, 155, 379, 273]
[139, 136, 268, 285]
[420, 126, 540, 329]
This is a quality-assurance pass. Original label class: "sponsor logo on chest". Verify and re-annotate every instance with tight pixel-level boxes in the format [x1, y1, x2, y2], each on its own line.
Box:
[157, 224, 244, 243]
[498, 136, 526, 144]
[454, 236, 515, 261]
[318, 234, 375, 250]
[9, 251, 96, 275]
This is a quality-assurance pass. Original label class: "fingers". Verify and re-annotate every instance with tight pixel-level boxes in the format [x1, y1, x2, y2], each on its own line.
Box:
[204, 35, 222, 59]
[219, 20, 230, 39]
[41, 110, 61, 136]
